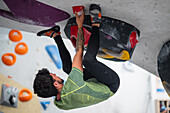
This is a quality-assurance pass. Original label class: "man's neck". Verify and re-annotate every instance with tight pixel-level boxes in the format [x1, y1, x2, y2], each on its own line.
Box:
[56, 88, 63, 101]
[56, 85, 63, 101]
[56, 93, 61, 101]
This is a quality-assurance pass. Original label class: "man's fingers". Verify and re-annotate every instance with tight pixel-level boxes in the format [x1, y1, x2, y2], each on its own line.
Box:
[79, 11, 85, 19]
[80, 11, 85, 17]
[75, 12, 78, 18]
[82, 11, 85, 16]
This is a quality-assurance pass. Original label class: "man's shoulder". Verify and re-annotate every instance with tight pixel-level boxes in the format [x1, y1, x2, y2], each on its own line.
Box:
[69, 67, 83, 76]
[68, 67, 84, 81]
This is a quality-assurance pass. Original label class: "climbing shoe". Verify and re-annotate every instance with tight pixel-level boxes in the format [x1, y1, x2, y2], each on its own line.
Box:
[37, 25, 60, 38]
[89, 4, 102, 24]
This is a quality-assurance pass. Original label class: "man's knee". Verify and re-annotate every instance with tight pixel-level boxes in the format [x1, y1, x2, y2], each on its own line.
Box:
[83, 54, 96, 66]
[110, 76, 120, 93]
[63, 64, 72, 74]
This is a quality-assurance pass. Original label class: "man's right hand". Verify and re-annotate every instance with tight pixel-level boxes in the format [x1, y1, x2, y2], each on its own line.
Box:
[75, 11, 85, 28]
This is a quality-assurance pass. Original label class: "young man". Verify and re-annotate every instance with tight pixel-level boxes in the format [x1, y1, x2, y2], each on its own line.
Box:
[33, 4, 120, 110]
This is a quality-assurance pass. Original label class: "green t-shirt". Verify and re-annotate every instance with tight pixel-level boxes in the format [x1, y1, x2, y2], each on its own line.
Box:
[54, 67, 114, 110]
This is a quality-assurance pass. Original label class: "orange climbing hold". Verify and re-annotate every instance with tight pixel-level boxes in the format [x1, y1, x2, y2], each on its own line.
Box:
[2, 53, 17, 66]
[8, 75, 12, 78]
[15, 42, 28, 55]
[9, 30, 22, 42]
[19, 88, 33, 102]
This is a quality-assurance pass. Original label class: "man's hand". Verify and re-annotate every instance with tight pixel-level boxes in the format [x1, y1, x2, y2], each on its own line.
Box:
[75, 11, 85, 28]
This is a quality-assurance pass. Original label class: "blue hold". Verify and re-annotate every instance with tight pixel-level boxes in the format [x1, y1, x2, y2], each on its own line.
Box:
[45, 45, 62, 69]
[40, 101, 50, 110]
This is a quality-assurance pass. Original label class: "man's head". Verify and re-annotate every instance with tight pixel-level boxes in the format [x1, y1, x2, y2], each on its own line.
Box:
[33, 68, 64, 98]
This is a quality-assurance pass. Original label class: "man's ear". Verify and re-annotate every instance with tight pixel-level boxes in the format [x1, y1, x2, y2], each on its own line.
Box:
[53, 81, 59, 88]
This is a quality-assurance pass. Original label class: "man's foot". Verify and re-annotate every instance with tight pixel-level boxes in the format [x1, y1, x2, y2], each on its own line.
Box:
[89, 4, 102, 24]
[37, 25, 60, 38]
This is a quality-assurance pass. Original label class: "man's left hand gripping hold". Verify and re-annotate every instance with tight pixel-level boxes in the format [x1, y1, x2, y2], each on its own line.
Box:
[72, 11, 85, 72]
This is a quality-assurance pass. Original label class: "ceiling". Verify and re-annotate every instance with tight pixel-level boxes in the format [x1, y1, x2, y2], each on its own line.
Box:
[0, 0, 170, 76]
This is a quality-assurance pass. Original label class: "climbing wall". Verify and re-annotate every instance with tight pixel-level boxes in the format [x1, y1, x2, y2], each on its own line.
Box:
[0, 0, 170, 77]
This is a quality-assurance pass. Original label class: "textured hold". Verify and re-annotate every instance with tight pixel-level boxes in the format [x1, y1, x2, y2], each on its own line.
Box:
[64, 15, 140, 62]
[45, 45, 62, 69]
[40, 101, 50, 110]
[2, 0, 70, 26]
[2, 53, 17, 66]
[36, 48, 40, 52]
[9, 30, 22, 42]
[15, 42, 28, 55]
[19, 88, 33, 102]
[37, 62, 40, 66]
[158, 40, 170, 96]
[8, 41, 12, 45]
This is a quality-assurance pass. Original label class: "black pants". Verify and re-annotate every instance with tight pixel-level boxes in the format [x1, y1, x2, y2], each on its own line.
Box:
[54, 26, 120, 93]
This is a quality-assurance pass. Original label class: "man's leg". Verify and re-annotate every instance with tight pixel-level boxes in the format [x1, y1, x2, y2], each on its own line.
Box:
[83, 25, 120, 93]
[83, 68, 94, 81]
[53, 34, 72, 74]
[37, 26, 72, 74]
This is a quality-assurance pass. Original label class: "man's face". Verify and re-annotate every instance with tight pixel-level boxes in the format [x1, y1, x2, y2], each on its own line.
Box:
[50, 73, 64, 90]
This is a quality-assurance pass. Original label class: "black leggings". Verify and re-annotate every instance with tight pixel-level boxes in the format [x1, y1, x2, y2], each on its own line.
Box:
[53, 26, 120, 93]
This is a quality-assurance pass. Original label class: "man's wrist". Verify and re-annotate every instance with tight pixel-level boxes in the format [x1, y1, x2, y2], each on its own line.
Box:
[78, 25, 83, 28]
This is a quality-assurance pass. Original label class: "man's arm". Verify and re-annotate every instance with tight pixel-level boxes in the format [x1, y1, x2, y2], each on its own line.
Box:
[72, 11, 85, 72]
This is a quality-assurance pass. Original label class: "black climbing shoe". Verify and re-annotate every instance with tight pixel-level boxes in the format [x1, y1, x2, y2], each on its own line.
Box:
[37, 25, 60, 38]
[89, 4, 102, 24]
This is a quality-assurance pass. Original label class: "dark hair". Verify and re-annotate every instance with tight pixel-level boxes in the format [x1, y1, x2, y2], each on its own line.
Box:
[33, 68, 58, 98]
